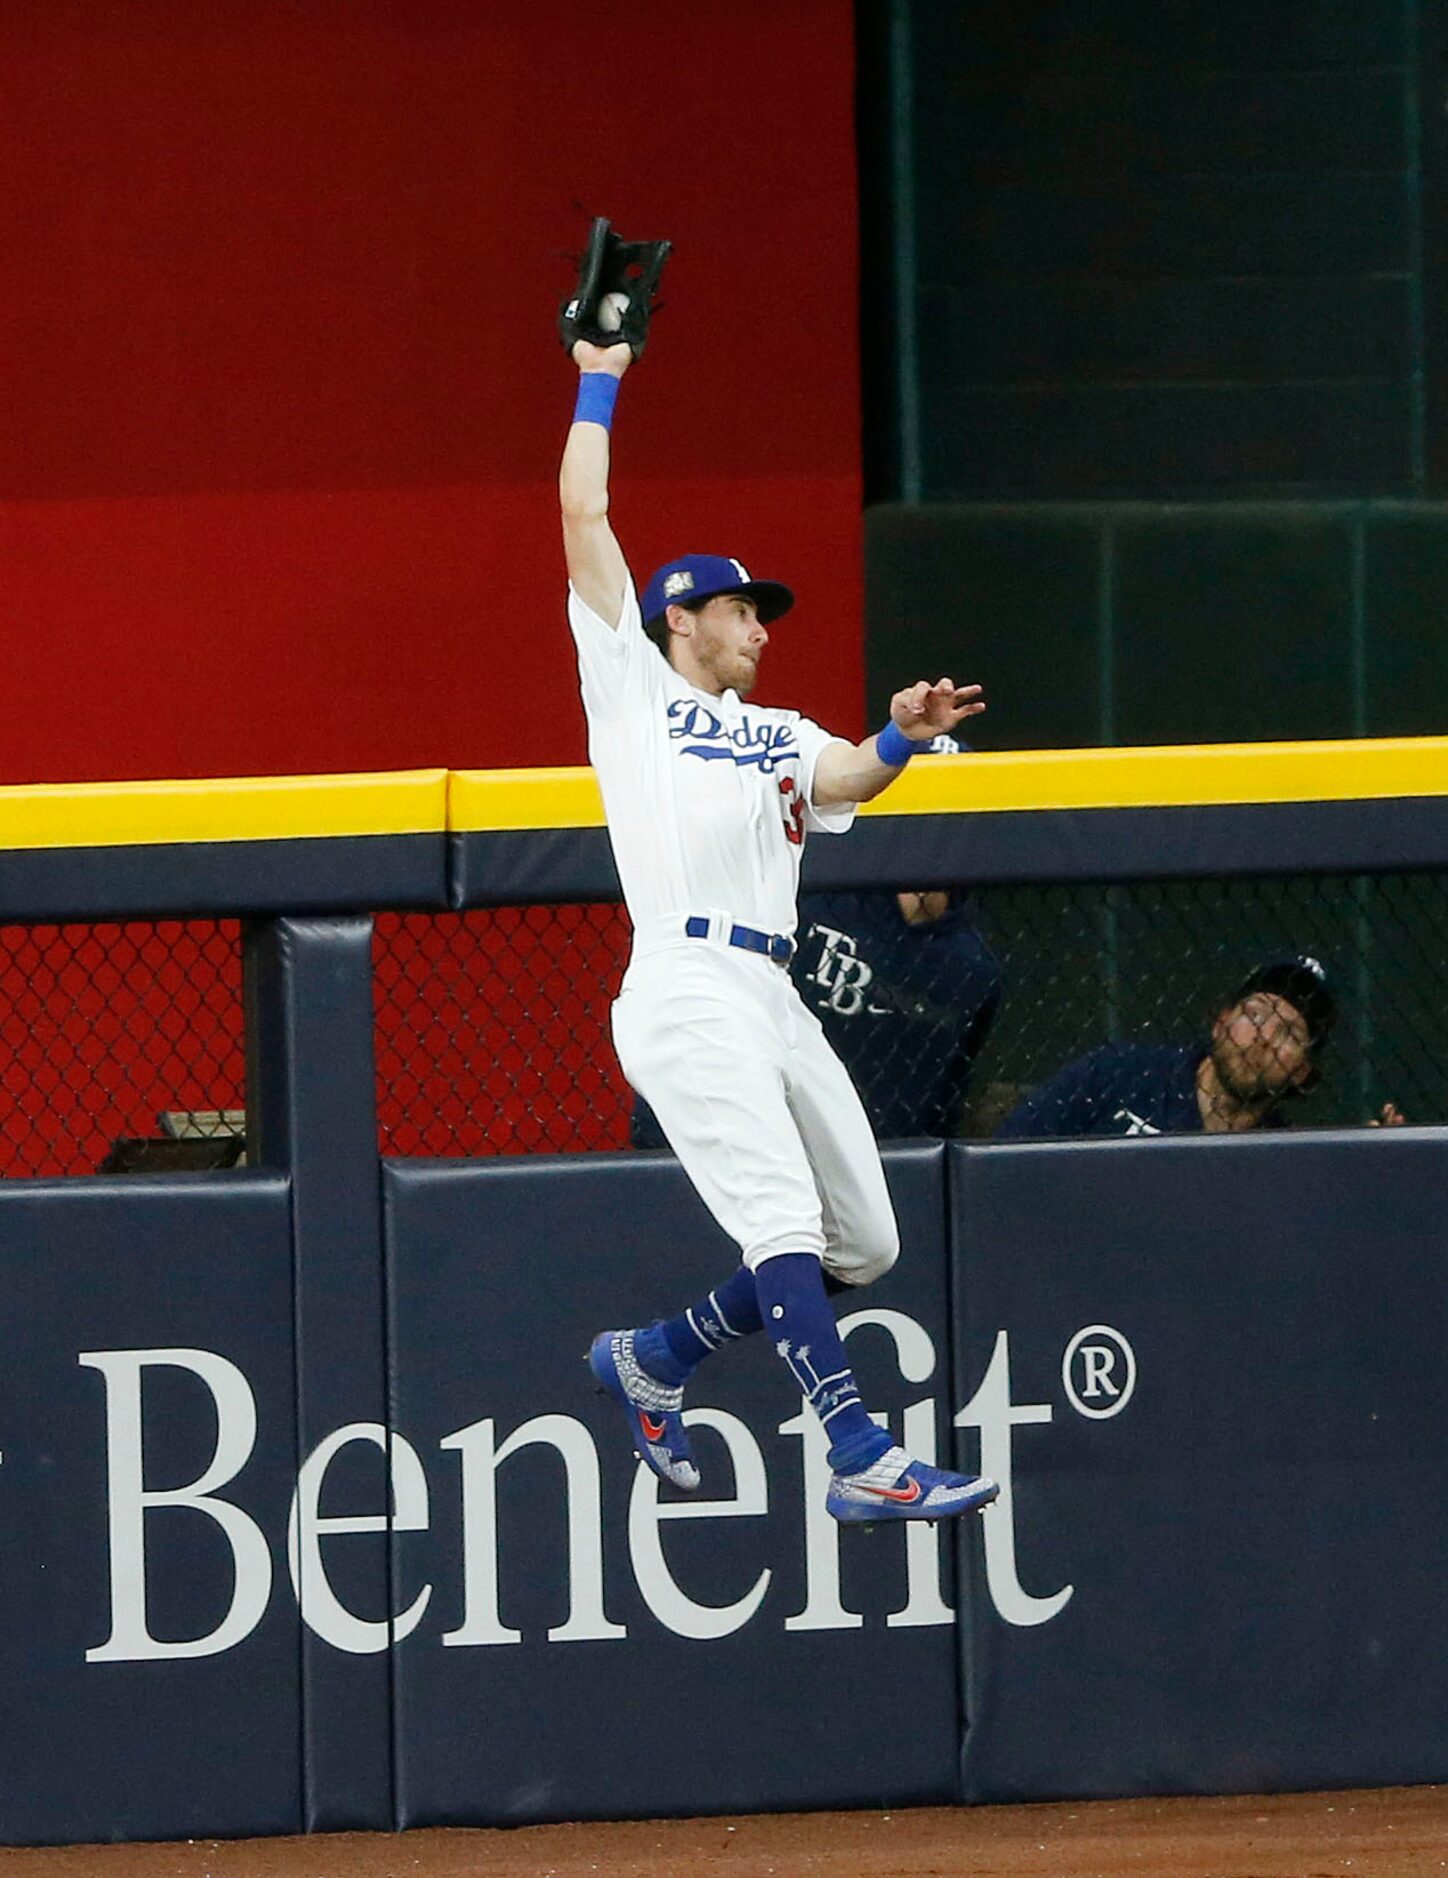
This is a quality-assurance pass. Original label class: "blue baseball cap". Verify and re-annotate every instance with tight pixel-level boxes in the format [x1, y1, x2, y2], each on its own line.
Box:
[1234, 954, 1336, 1052]
[640, 553, 794, 629]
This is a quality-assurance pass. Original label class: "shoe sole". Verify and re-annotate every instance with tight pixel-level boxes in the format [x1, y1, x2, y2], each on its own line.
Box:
[829, 1480, 1000, 1527]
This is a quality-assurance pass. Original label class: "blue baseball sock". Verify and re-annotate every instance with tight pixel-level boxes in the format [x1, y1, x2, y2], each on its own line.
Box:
[754, 1252, 892, 1474]
[632, 1263, 763, 1385]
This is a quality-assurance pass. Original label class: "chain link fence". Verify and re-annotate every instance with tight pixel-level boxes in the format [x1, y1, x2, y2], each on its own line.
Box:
[374, 907, 633, 1155]
[0, 919, 245, 1177]
[372, 871, 1448, 1155]
[7, 876, 1433, 1178]
[957, 874, 1441, 1137]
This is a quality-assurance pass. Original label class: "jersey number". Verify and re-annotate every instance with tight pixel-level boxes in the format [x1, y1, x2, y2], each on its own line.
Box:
[779, 777, 804, 847]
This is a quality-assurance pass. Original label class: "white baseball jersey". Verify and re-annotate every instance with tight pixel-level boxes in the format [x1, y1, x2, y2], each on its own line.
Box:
[567, 576, 895, 1279]
[568, 578, 856, 939]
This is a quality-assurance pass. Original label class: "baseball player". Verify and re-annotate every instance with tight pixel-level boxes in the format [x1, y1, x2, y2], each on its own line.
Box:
[559, 225, 997, 1524]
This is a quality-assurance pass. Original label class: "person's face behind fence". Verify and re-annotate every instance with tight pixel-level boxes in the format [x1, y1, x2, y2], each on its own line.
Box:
[1210, 990, 1313, 1105]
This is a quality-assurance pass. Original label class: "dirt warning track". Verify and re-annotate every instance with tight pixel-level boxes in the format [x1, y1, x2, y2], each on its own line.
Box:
[1, 1785, 1444, 1878]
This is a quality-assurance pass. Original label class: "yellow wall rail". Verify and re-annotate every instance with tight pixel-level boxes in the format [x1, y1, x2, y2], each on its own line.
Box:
[2, 738, 1444, 850]
[0, 769, 449, 851]
[447, 737, 1448, 833]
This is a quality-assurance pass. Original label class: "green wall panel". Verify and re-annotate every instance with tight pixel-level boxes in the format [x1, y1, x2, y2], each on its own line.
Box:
[911, 0, 1406, 70]
[926, 278, 1409, 391]
[1363, 512, 1448, 736]
[864, 506, 1101, 748]
[924, 384, 1412, 500]
[865, 501, 1448, 750]
[1112, 515, 1355, 744]
[874, 0, 1427, 502]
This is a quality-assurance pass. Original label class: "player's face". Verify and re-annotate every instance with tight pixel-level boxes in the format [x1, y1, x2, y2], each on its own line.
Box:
[686, 594, 769, 696]
[1210, 991, 1312, 1104]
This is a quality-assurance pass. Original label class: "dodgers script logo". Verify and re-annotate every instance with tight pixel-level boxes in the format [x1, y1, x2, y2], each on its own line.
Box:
[667, 699, 798, 773]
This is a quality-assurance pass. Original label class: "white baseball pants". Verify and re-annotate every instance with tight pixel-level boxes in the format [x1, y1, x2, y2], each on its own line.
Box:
[611, 941, 899, 1284]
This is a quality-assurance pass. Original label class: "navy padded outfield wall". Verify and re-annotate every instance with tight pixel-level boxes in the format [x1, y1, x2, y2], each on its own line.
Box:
[0, 747, 1446, 1842]
[452, 795, 1448, 902]
[0, 1177, 300, 1846]
[245, 918, 393, 1831]
[382, 1145, 975, 1824]
[7, 1129, 1448, 1843]
[947, 1128, 1448, 1802]
[0, 831, 446, 923]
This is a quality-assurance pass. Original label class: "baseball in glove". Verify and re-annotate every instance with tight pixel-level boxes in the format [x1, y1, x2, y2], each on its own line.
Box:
[558, 216, 672, 360]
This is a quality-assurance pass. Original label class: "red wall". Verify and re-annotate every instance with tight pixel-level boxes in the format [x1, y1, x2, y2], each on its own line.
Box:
[0, 0, 863, 786]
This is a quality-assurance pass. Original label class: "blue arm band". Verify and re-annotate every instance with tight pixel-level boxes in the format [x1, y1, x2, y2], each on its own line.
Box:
[875, 720, 918, 767]
[573, 372, 620, 431]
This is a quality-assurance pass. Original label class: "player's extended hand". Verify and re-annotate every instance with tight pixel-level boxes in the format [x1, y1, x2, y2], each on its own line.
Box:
[572, 338, 633, 376]
[890, 678, 985, 741]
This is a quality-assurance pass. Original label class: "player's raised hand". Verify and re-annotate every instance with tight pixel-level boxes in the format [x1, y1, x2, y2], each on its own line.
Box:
[559, 218, 671, 363]
[572, 338, 633, 376]
[891, 677, 985, 740]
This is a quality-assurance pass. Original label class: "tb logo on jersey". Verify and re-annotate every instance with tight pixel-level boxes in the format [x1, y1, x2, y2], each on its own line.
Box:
[806, 924, 887, 1017]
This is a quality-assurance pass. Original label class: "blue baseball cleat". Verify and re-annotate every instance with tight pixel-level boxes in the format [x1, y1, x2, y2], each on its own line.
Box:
[826, 1445, 999, 1525]
[588, 1328, 700, 1492]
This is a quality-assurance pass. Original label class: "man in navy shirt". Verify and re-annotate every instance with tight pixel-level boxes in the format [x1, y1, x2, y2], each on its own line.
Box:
[631, 887, 1002, 1146]
[998, 955, 1354, 1139]
[789, 888, 1002, 1138]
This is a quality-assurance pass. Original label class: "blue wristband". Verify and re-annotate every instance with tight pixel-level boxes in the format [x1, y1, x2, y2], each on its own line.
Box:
[875, 720, 918, 767]
[573, 372, 620, 431]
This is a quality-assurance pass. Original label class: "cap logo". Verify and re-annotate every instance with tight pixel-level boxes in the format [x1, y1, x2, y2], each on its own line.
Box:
[729, 558, 751, 582]
[662, 570, 695, 598]
[1301, 955, 1324, 979]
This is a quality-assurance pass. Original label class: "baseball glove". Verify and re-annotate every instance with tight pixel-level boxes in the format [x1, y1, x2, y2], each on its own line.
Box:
[558, 216, 672, 360]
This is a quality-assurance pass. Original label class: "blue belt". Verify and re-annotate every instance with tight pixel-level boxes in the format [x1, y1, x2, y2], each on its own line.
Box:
[684, 916, 796, 965]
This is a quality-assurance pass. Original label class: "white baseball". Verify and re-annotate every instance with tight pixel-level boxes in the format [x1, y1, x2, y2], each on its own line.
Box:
[597, 290, 629, 334]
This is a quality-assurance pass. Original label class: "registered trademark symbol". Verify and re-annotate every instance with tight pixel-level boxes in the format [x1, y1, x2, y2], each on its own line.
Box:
[1061, 1324, 1136, 1419]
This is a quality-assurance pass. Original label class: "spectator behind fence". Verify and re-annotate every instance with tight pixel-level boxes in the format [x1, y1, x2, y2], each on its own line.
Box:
[629, 887, 1002, 1147]
[793, 887, 1002, 1135]
[997, 954, 1405, 1140]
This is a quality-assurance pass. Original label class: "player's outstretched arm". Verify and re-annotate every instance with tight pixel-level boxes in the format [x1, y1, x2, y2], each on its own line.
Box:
[811, 678, 985, 809]
[560, 339, 633, 629]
